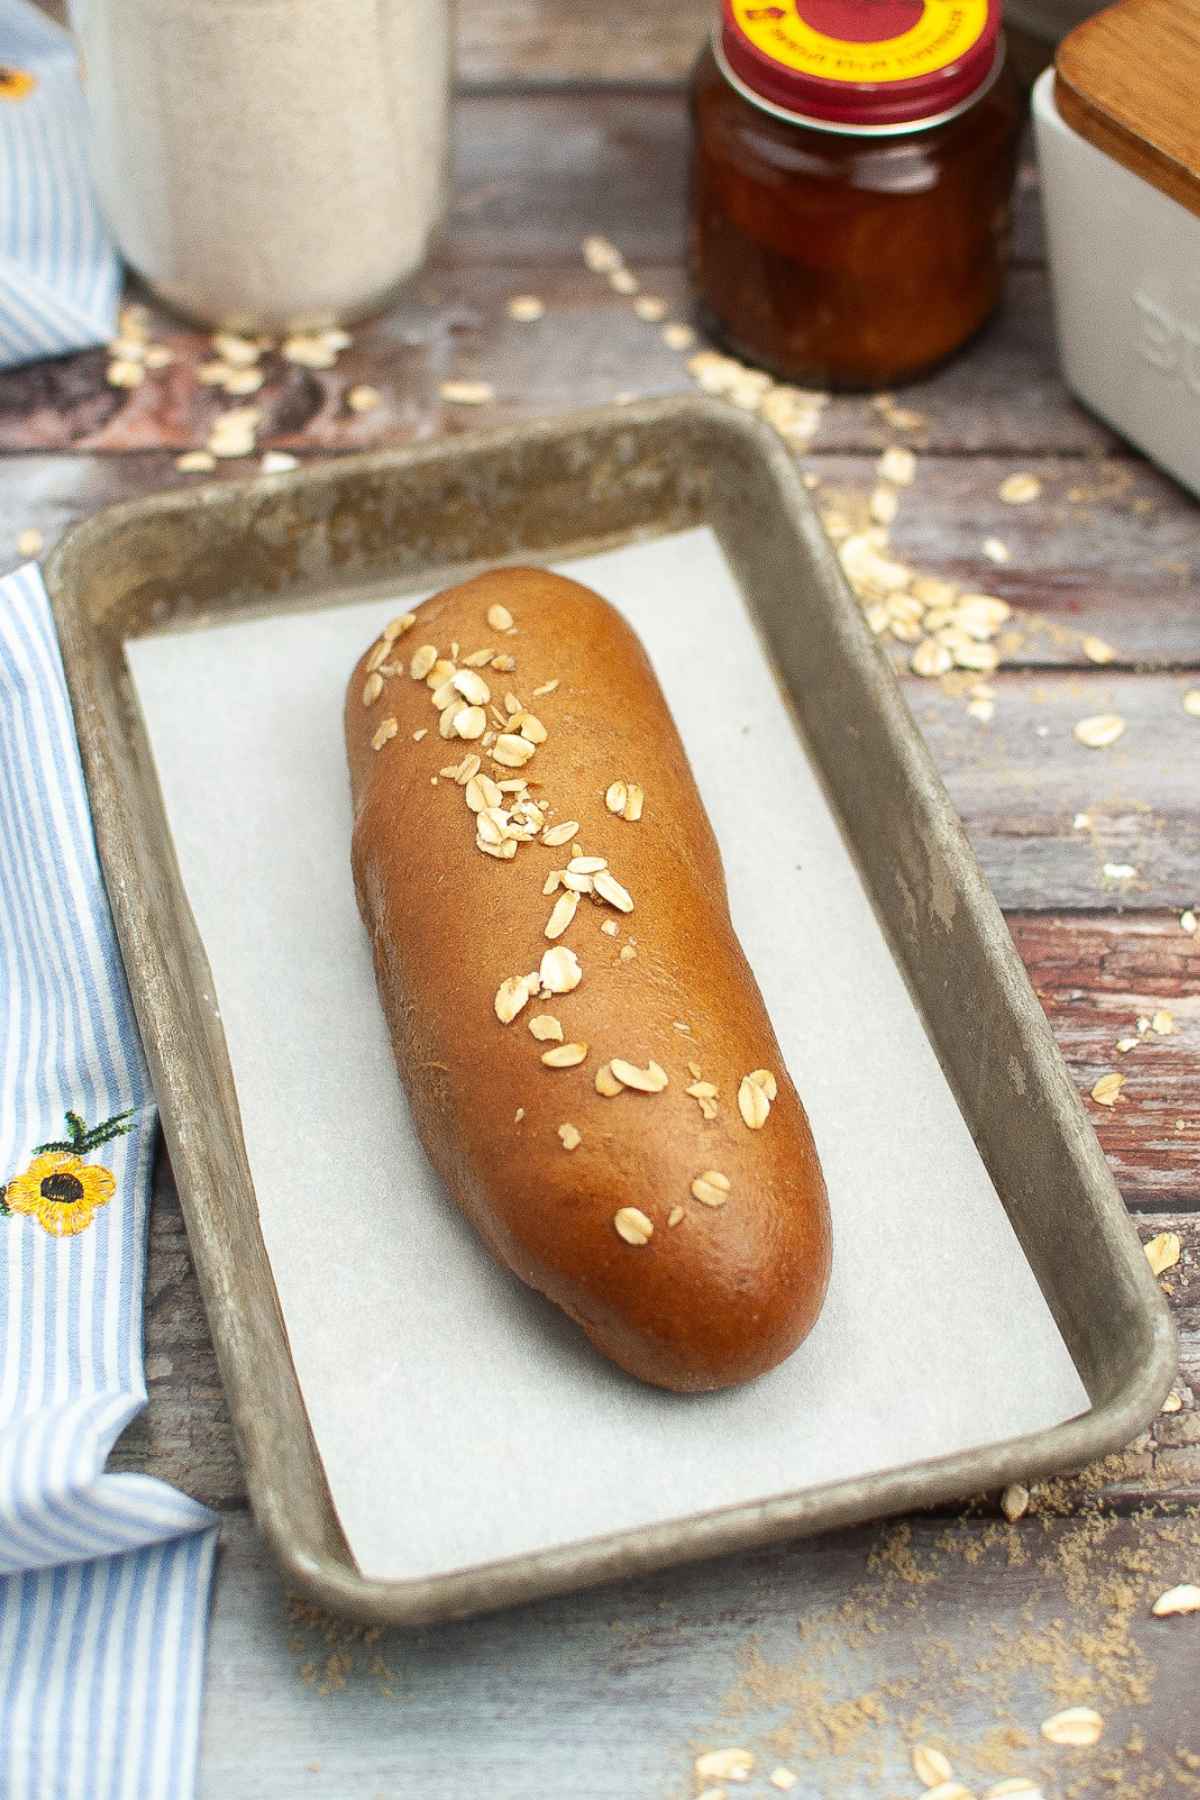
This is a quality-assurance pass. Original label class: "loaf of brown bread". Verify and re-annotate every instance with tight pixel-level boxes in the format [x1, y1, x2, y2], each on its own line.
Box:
[345, 567, 831, 1392]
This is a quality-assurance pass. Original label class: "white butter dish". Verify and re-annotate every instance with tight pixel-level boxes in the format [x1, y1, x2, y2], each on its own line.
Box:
[1033, 0, 1200, 499]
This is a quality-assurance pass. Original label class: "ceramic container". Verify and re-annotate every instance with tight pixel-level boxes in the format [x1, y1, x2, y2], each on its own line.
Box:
[1034, 0, 1200, 499]
[70, 0, 452, 330]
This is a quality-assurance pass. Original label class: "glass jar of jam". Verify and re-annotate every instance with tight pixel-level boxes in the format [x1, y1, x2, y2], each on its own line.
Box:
[688, 1, 1023, 389]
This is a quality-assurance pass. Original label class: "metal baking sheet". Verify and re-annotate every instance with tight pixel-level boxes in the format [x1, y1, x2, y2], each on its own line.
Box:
[43, 398, 1175, 1624]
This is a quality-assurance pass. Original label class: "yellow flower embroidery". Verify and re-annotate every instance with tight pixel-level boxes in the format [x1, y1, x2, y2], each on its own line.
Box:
[1, 1110, 131, 1238]
[0, 66, 36, 102]
[5, 1151, 115, 1237]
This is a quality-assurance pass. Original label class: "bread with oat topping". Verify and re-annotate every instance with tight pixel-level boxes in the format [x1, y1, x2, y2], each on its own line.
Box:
[345, 566, 831, 1392]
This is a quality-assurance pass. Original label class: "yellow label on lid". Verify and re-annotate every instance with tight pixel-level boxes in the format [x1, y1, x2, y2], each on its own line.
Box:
[729, 0, 990, 85]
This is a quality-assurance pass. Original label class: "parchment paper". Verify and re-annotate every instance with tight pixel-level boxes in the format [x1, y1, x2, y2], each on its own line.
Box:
[127, 527, 1088, 1583]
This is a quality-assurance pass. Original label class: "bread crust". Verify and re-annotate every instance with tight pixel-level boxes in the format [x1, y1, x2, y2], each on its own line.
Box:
[345, 567, 831, 1392]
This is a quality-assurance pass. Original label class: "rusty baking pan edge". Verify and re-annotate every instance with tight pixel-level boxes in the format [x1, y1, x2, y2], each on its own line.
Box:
[43, 396, 1176, 1626]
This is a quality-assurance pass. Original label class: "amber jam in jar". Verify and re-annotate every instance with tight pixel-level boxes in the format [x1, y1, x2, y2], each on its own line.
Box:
[689, 0, 1023, 389]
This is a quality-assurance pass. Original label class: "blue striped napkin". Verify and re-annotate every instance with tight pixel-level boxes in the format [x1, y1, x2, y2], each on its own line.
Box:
[0, 0, 120, 367]
[1, 564, 218, 1798]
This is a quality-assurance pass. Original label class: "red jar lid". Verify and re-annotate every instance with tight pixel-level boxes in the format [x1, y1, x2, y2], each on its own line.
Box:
[720, 0, 1002, 128]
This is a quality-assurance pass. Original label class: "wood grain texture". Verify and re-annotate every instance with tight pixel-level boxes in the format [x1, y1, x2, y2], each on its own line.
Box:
[1055, 0, 1200, 222]
[0, 271, 1108, 458]
[10, 441, 1198, 663]
[907, 670, 1200, 909]
[1009, 915, 1200, 1210]
[200, 1507, 1200, 1798]
[457, 0, 712, 84]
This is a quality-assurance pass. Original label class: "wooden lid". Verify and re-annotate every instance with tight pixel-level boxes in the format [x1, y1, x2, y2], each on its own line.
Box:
[1055, 0, 1200, 218]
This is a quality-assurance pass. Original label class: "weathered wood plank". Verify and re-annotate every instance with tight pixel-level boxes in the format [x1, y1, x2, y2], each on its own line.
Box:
[1009, 915, 1200, 1210]
[908, 670, 1200, 909]
[9, 444, 1196, 665]
[199, 1506, 1200, 1798]
[0, 268, 1104, 459]
[457, 0, 711, 85]
[818, 449, 1200, 666]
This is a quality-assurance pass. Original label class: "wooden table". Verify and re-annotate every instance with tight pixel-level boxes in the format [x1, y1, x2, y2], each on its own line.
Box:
[5, 7, 1198, 1794]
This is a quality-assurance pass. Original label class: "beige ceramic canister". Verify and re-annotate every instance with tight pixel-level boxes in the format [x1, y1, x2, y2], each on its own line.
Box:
[69, 0, 452, 331]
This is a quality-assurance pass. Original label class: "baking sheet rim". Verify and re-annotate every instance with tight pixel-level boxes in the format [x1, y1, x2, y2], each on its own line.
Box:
[43, 397, 1177, 1625]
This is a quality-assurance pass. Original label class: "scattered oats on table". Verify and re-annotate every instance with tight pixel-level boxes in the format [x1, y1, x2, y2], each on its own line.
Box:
[440, 379, 495, 407]
[16, 528, 43, 558]
[661, 321, 696, 351]
[1039, 1706, 1103, 1747]
[506, 294, 545, 322]
[869, 483, 899, 526]
[1073, 713, 1126, 749]
[1090, 1071, 1125, 1106]
[877, 445, 916, 486]
[1082, 635, 1116, 664]
[106, 358, 144, 388]
[346, 384, 381, 414]
[872, 392, 926, 431]
[223, 366, 264, 395]
[1183, 688, 1200, 717]
[1151, 1583, 1200, 1616]
[1144, 1230, 1181, 1275]
[582, 234, 623, 273]
[982, 535, 1010, 564]
[557, 1122, 581, 1151]
[695, 1747, 755, 1782]
[260, 450, 298, 474]
[175, 450, 217, 474]
[213, 331, 260, 367]
[911, 638, 953, 678]
[1001, 1481, 1030, 1522]
[281, 333, 338, 370]
[608, 267, 639, 296]
[633, 294, 668, 323]
[911, 1744, 954, 1787]
[999, 471, 1042, 505]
